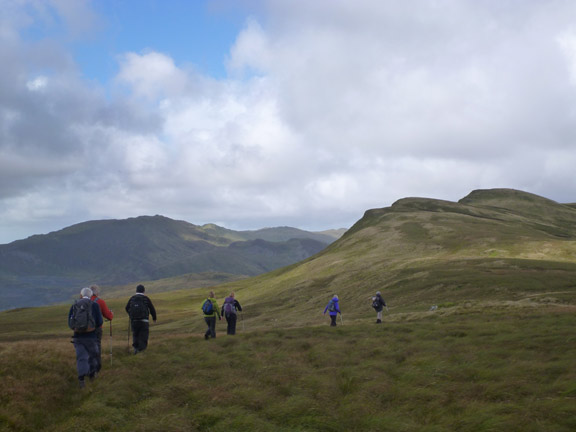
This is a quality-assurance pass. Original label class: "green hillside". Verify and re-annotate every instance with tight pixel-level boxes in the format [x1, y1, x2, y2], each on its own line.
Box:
[0, 216, 340, 310]
[0, 188, 575, 431]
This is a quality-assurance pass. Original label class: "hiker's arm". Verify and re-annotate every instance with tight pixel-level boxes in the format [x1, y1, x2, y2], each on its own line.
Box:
[235, 300, 242, 312]
[148, 299, 157, 322]
[100, 300, 114, 321]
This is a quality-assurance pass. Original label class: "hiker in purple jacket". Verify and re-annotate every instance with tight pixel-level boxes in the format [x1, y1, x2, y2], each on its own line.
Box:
[323, 294, 341, 327]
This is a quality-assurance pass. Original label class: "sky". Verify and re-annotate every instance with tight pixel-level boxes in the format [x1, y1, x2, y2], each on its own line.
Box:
[2, 0, 576, 244]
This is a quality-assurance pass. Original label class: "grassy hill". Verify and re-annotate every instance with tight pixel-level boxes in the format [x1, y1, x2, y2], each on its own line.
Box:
[0, 188, 575, 431]
[0, 216, 340, 310]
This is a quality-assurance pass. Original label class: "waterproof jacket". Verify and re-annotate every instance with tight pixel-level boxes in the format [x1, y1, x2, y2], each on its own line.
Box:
[202, 297, 221, 319]
[91, 295, 114, 325]
[324, 298, 341, 316]
[68, 297, 103, 339]
[221, 297, 242, 316]
[373, 294, 386, 312]
[125, 293, 157, 322]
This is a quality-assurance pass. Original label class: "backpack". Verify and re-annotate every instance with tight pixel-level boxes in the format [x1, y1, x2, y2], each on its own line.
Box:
[129, 295, 148, 320]
[328, 300, 336, 312]
[69, 298, 95, 332]
[223, 299, 236, 315]
[202, 299, 214, 315]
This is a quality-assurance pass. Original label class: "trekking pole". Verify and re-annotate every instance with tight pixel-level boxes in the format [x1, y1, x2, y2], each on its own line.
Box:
[241, 311, 245, 332]
[109, 320, 113, 365]
[340, 313, 344, 326]
[127, 319, 131, 353]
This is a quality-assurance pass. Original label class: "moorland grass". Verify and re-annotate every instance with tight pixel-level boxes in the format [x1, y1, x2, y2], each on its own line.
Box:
[1, 306, 575, 432]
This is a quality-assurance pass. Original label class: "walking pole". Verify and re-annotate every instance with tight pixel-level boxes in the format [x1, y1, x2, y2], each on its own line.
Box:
[241, 311, 245, 332]
[127, 319, 131, 353]
[340, 313, 344, 326]
[109, 320, 113, 365]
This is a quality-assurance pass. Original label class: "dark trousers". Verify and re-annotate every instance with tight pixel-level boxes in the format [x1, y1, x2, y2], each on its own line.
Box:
[204, 316, 216, 338]
[131, 320, 150, 352]
[225, 313, 237, 335]
[73, 337, 100, 379]
[330, 314, 337, 327]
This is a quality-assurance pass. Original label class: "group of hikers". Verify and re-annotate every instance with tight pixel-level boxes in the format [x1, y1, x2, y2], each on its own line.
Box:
[322, 290, 387, 325]
[68, 284, 387, 388]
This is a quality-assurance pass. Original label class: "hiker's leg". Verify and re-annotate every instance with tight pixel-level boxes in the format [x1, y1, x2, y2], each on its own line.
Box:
[140, 322, 150, 351]
[87, 338, 100, 376]
[330, 315, 337, 326]
[224, 313, 232, 334]
[74, 339, 90, 379]
[376, 310, 382, 323]
[204, 317, 211, 339]
[132, 321, 145, 351]
[209, 317, 216, 338]
[229, 314, 237, 335]
[131, 320, 140, 350]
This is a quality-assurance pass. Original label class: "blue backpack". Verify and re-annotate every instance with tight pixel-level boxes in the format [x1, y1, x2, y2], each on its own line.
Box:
[202, 299, 214, 315]
[328, 300, 336, 312]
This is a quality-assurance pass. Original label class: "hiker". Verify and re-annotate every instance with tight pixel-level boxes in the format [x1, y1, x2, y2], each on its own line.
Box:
[323, 294, 341, 327]
[372, 291, 387, 323]
[68, 287, 103, 388]
[221, 292, 243, 335]
[202, 291, 221, 340]
[90, 284, 114, 367]
[125, 284, 157, 354]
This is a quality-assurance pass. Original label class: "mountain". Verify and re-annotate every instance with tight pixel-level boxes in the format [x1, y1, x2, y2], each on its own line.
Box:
[211, 188, 576, 328]
[0, 216, 343, 310]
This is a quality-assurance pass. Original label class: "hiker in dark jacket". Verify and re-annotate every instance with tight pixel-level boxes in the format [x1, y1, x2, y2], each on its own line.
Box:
[68, 287, 103, 388]
[125, 284, 157, 354]
[323, 294, 341, 327]
[202, 291, 221, 340]
[372, 291, 387, 324]
[221, 292, 243, 335]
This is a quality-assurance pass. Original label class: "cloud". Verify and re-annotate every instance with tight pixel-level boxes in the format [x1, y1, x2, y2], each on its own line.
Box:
[2, 0, 576, 243]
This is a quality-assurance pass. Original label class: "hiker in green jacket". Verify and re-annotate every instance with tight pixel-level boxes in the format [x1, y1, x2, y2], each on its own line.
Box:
[202, 291, 221, 340]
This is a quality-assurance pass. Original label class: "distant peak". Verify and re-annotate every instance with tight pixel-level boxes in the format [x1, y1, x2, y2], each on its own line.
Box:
[458, 189, 557, 206]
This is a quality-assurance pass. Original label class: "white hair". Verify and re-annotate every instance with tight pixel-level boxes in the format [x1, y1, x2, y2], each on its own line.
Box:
[80, 287, 93, 298]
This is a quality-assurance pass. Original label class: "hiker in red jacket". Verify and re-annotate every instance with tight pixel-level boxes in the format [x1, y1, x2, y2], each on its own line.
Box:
[90, 285, 113, 366]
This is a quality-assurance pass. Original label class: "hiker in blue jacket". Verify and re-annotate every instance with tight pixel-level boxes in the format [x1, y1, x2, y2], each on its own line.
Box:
[323, 294, 341, 327]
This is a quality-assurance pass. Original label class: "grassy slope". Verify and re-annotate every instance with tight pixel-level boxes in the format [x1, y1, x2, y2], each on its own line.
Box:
[1, 189, 576, 431]
[0, 302, 574, 431]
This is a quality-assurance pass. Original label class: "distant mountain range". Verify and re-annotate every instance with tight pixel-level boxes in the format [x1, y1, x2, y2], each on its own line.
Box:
[0, 216, 345, 310]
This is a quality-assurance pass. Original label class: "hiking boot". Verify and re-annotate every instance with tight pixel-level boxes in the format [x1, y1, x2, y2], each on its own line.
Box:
[89, 371, 98, 380]
[204, 334, 209, 340]
[79, 379, 86, 389]
[376, 319, 382, 324]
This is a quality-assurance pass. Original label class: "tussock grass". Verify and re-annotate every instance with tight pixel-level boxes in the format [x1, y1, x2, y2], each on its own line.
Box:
[1, 306, 575, 431]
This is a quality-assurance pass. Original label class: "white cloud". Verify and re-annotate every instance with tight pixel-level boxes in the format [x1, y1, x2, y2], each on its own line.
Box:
[3, 0, 576, 243]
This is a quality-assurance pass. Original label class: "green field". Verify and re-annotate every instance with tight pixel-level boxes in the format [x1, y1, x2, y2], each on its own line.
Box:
[0, 286, 575, 431]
